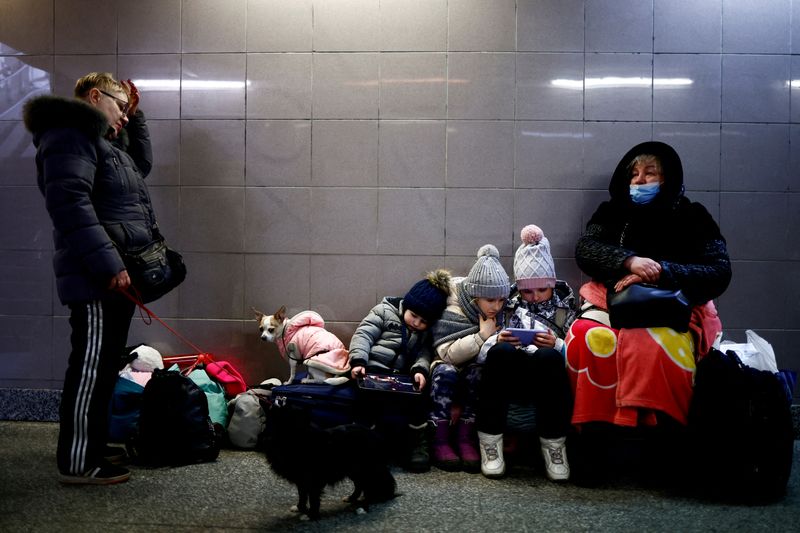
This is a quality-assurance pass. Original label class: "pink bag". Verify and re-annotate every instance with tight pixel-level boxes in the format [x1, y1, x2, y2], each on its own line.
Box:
[206, 360, 247, 397]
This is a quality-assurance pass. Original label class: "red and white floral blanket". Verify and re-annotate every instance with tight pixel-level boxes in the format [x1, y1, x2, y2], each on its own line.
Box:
[566, 282, 721, 427]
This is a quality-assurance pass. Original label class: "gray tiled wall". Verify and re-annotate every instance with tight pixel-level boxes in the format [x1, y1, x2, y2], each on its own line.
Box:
[0, 0, 798, 399]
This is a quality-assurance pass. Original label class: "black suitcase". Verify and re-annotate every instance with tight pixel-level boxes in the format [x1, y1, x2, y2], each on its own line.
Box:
[688, 348, 794, 503]
[270, 377, 413, 430]
[271, 380, 357, 428]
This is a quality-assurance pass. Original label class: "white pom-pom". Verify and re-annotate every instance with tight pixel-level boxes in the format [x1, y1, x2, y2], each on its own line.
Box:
[520, 224, 544, 245]
[477, 244, 500, 258]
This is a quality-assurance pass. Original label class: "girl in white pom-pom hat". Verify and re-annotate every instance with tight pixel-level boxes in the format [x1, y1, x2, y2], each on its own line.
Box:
[475, 225, 577, 482]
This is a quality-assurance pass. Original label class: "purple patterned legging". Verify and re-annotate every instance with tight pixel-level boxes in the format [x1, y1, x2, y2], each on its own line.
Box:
[429, 361, 482, 423]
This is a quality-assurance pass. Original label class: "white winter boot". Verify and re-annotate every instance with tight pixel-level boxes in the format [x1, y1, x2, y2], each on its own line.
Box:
[540, 436, 569, 481]
[477, 431, 505, 478]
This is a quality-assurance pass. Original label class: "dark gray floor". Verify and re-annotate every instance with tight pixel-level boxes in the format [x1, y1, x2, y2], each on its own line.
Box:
[1, 421, 798, 533]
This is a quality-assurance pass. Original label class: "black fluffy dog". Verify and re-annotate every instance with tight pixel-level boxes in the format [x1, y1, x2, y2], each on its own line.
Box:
[263, 403, 397, 520]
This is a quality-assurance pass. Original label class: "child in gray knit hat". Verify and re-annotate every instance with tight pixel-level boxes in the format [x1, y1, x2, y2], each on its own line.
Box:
[428, 244, 511, 473]
[475, 225, 576, 482]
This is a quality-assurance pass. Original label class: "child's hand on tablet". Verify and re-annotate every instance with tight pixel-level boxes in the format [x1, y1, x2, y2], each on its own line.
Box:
[497, 328, 521, 346]
[502, 328, 546, 346]
[532, 330, 557, 349]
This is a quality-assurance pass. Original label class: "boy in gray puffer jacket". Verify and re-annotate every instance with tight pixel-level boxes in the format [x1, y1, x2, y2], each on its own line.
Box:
[349, 269, 451, 472]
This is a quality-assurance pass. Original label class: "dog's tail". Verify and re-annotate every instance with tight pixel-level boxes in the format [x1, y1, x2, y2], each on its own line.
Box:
[323, 376, 349, 386]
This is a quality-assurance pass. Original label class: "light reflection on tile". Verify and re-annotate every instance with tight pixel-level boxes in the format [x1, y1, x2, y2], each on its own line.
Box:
[584, 53, 653, 121]
[118, 54, 181, 119]
[181, 54, 246, 118]
[517, 53, 584, 120]
[653, 54, 721, 122]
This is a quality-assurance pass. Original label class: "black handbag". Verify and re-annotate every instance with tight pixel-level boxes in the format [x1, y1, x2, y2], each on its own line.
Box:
[607, 283, 691, 332]
[122, 237, 186, 303]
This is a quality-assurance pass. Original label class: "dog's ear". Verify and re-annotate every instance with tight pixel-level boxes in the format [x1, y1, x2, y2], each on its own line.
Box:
[275, 305, 287, 322]
[251, 307, 265, 322]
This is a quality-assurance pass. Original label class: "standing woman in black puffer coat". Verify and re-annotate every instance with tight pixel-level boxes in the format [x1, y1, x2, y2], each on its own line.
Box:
[23, 72, 159, 485]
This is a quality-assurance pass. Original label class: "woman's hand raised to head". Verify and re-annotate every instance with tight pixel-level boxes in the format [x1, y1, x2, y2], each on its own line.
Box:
[121, 79, 140, 117]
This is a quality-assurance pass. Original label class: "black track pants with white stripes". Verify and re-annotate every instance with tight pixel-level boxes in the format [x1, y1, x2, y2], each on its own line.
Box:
[57, 295, 135, 475]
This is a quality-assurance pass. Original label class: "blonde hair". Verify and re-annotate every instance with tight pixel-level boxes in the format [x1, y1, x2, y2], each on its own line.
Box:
[627, 154, 662, 176]
[74, 72, 125, 98]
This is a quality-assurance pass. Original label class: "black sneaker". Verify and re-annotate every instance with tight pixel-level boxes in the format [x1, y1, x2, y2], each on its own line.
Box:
[59, 462, 130, 485]
[104, 445, 128, 465]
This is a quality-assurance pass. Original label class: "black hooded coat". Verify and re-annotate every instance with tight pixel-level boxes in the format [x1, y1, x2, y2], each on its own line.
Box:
[575, 141, 731, 305]
[23, 95, 157, 304]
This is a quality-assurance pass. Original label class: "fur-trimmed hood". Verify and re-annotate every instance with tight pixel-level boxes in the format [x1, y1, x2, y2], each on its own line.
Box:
[23, 95, 111, 142]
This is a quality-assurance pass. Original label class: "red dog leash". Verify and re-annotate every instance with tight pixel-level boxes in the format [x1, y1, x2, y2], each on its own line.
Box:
[119, 287, 211, 372]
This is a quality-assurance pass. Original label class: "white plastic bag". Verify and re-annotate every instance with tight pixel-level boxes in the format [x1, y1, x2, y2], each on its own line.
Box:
[718, 329, 778, 373]
[745, 329, 779, 373]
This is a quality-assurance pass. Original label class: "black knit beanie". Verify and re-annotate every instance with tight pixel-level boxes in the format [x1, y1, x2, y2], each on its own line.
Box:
[403, 269, 452, 323]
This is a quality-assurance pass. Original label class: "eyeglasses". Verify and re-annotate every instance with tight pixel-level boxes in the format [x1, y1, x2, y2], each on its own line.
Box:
[98, 89, 130, 115]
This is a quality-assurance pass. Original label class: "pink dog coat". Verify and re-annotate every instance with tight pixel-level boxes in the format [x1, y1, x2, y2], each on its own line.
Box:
[277, 311, 350, 374]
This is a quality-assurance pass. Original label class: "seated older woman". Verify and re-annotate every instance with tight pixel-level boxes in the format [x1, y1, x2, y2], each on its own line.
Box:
[566, 141, 731, 432]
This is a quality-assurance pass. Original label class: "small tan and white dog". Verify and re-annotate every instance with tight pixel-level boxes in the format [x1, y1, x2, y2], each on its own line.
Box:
[253, 306, 350, 385]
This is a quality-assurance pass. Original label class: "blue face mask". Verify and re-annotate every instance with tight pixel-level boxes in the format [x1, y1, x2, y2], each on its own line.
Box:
[630, 182, 661, 204]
